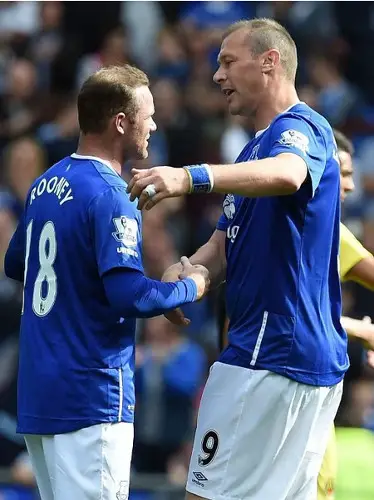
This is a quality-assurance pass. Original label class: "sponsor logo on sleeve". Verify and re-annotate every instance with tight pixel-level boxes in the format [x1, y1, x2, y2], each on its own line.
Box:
[278, 129, 309, 155]
[112, 216, 138, 246]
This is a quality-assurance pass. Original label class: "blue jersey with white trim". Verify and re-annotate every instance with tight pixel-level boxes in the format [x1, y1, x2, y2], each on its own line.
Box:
[17, 154, 142, 434]
[217, 103, 348, 386]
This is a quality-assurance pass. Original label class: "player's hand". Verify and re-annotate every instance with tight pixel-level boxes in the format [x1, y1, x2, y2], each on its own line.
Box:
[162, 263, 191, 326]
[162, 262, 183, 283]
[127, 167, 191, 211]
[362, 316, 374, 350]
[179, 256, 210, 300]
[164, 308, 190, 327]
[367, 350, 374, 369]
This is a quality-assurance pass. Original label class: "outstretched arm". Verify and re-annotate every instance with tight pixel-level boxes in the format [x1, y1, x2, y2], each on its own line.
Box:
[162, 229, 226, 326]
[341, 316, 374, 350]
[127, 154, 307, 210]
[345, 256, 374, 291]
[127, 114, 326, 209]
[163, 229, 226, 289]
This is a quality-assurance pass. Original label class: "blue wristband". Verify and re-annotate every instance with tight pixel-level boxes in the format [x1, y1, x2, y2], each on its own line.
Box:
[184, 164, 213, 193]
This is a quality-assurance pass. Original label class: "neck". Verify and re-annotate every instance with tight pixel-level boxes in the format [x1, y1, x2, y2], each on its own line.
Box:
[253, 80, 300, 133]
[76, 134, 123, 175]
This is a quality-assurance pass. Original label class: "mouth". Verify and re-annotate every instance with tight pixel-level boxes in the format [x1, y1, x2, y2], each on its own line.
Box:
[222, 89, 235, 98]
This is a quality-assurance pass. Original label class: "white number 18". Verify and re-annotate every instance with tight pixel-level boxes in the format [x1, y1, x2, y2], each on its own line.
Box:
[23, 220, 58, 317]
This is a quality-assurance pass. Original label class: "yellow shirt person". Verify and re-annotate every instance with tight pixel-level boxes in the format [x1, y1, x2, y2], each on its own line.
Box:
[317, 223, 372, 500]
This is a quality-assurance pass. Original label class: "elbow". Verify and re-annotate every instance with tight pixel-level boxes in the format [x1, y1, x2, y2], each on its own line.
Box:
[274, 155, 308, 195]
[280, 164, 307, 194]
[279, 174, 302, 195]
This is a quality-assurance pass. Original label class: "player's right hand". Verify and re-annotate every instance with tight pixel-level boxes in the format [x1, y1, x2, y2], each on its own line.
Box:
[179, 256, 210, 300]
[162, 263, 191, 326]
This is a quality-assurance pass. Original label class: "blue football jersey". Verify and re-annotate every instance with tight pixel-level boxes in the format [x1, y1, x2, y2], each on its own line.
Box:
[16, 154, 144, 434]
[217, 103, 348, 386]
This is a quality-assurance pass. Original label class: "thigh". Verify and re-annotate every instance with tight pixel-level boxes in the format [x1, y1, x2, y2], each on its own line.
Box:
[317, 425, 337, 500]
[287, 383, 343, 500]
[24, 434, 54, 500]
[45, 422, 134, 500]
[187, 364, 340, 500]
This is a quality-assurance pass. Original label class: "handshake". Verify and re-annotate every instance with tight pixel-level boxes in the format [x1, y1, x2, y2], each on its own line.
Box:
[162, 256, 210, 326]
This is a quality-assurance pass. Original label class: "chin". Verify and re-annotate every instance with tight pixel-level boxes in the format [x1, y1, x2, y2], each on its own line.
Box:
[134, 148, 148, 160]
[228, 102, 243, 116]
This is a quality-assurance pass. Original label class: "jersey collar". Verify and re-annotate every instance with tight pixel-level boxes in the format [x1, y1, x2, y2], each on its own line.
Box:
[254, 101, 303, 138]
[71, 153, 116, 173]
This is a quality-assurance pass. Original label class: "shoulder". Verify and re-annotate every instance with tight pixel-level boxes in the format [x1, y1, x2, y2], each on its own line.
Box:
[89, 184, 139, 218]
[271, 103, 333, 146]
[340, 223, 371, 265]
[340, 223, 366, 252]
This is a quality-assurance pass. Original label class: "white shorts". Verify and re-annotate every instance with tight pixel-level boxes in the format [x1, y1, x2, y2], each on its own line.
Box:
[24, 421, 133, 500]
[186, 362, 343, 500]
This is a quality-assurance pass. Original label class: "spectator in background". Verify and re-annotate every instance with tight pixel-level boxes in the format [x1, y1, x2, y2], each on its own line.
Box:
[121, 0, 165, 74]
[256, 1, 340, 82]
[28, 1, 65, 91]
[220, 115, 251, 163]
[134, 316, 207, 478]
[142, 202, 181, 280]
[0, 1, 39, 44]
[0, 137, 44, 488]
[154, 27, 189, 85]
[353, 139, 374, 252]
[76, 25, 132, 90]
[37, 99, 79, 165]
[179, 1, 253, 73]
[306, 51, 361, 127]
[0, 59, 41, 146]
[0, 137, 46, 266]
[152, 78, 203, 167]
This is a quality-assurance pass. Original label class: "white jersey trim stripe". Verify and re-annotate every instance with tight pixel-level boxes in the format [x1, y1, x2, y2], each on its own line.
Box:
[250, 311, 268, 366]
[118, 368, 123, 422]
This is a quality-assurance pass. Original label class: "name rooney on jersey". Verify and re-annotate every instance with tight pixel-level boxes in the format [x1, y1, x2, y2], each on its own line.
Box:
[30, 176, 74, 206]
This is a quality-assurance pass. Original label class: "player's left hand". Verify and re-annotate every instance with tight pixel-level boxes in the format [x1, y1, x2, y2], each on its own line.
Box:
[127, 167, 190, 211]
[362, 316, 374, 350]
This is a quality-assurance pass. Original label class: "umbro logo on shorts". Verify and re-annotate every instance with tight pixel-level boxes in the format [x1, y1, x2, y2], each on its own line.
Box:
[192, 471, 208, 487]
[193, 471, 208, 481]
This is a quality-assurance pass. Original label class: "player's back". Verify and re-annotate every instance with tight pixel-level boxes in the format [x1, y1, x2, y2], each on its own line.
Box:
[19, 154, 141, 434]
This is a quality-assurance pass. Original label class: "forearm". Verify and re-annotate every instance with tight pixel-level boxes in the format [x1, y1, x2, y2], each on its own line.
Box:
[341, 316, 374, 349]
[189, 243, 226, 288]
[345, 256, 374, 291]
[103, 268, 197, 319]
[163, 232, 226, 288]
[208, 156, 306, 197]
[193, 153, 308, 197]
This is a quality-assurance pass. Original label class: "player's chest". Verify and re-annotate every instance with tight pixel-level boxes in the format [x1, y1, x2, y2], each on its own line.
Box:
[223, 193, 275, 250]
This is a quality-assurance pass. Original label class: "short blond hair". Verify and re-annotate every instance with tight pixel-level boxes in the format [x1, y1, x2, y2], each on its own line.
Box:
[77, 64, 149, 134]
[223, 18, 298, 81]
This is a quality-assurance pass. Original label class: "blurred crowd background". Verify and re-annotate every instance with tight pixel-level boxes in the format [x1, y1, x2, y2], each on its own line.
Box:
[1, 2, 374, 499]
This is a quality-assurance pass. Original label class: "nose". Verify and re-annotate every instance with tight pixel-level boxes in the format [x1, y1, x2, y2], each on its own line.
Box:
[150, 118, 157, 132]
[213, 66, 225, 85]
[348, 179, 355, 192]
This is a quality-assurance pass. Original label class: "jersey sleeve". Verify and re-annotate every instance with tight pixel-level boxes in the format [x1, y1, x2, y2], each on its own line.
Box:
[4, 213, 25, 282]
[268, 114, 327, 196]
[339, 223, 372, 281]
[89, 187, 143, 277]
[216, 193, 236, 231]
[216, 211, 229, 231]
